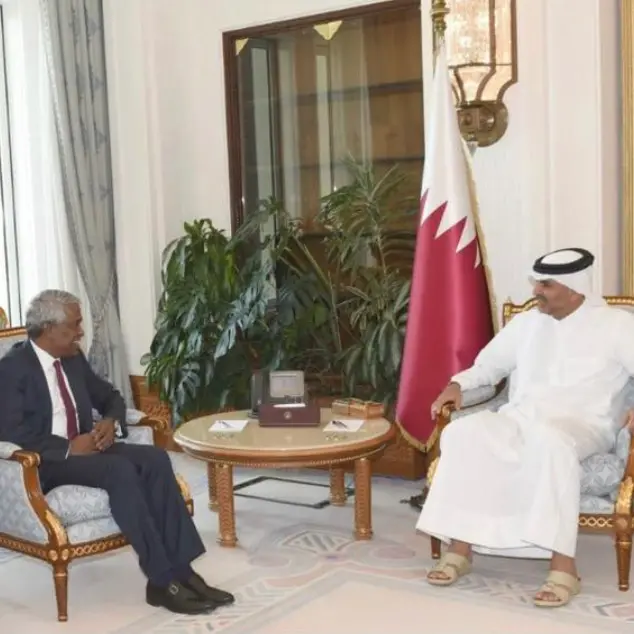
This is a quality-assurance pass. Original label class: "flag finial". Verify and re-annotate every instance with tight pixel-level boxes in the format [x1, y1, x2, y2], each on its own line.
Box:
[431, 0, 449, 49]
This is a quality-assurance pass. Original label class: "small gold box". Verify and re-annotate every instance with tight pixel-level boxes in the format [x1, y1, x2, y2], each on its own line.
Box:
[331, 398, 385, 419]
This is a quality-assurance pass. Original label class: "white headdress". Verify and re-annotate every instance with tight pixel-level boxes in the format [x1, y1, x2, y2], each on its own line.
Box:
[529, 248, 605, 306]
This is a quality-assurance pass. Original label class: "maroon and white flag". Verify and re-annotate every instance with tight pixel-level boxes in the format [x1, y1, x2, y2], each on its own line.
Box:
[396, 45, 494, 449]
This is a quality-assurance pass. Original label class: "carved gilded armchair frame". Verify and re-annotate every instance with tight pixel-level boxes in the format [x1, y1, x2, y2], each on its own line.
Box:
[0, 326, 193, 622]
[426, 297, 634, 591]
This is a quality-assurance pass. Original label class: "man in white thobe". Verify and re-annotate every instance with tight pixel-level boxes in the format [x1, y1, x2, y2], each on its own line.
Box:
[416, 247, 634, 607]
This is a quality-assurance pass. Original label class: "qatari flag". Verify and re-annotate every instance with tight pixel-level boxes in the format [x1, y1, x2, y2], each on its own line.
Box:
[396, 44, 494, 450]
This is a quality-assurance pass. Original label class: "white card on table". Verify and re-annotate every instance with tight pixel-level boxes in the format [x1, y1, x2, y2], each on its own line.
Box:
[209, 419, 249, 432]
[324, 419, 365, 432]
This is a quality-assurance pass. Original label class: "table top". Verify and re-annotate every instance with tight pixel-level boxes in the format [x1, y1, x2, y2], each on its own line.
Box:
[173, 408, 394, 463]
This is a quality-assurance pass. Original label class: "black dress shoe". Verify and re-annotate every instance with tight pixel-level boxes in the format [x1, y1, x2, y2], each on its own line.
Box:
[183, 572, 235, 606]
[146, 580, 219, 614]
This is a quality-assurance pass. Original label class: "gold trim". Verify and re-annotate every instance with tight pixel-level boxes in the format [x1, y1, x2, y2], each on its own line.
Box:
[616, 477, 634, 515]
[182, 444, 389, 470]
[44, 510, 68, 547]
[431, 0, 449, 48]
[395, 418, 435, 453]
[0, 325, 26, 340]
[623, 0, 634, 293]
[313, 21, 343, 41]
[235, 38, 249, 55]
[426, 456, 439, 486]
[175, 473, 192, 501]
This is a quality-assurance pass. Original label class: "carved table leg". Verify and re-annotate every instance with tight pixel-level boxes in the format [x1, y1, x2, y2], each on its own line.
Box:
[215, 463, 237, 547]
[354, 457, 373, 540]
[207, 462, 218, 511]
[329, 467, 347, 506]
[53, 562, 69, 622]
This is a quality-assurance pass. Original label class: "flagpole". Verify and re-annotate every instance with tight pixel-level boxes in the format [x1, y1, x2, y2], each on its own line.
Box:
[461, 140, 501, 333]
[429, 0, 499, 334]
[401, 1, 498, 512]
[431, 0, 449, 51]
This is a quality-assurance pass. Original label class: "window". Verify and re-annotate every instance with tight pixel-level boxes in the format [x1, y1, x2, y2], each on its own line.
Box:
[0, 0, 84, 328]
[224, 0, 424, 232]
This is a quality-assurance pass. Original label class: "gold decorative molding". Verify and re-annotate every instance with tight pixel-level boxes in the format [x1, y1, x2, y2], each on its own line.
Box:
[616, 477, 634, 515]
[313, 20, 343, 41]
[235, 38, 249, 55]
[430, 0, 449, 47]
[622, 0, 634, 293]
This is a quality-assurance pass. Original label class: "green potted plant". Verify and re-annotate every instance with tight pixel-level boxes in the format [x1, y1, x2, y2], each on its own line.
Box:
[317, 159, 418, 408]
[143, 159, 418, 426]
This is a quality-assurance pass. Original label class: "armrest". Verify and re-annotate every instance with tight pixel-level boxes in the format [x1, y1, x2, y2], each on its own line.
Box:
[614, 433, 634, 516]
[428, 384, 506, 463]
[134, 414, 170, 447]
[624, 432, 634, 480]
[0, 444, 67, 547]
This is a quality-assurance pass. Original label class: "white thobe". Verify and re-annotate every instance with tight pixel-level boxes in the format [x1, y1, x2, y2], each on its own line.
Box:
[416, 302, 634, 559]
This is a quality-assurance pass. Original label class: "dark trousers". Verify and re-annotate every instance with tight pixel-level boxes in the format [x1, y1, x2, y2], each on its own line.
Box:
[39, 443, 205, 584]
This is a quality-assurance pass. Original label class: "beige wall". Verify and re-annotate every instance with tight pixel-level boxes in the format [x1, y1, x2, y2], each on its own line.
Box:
[104, 0, 621, 373]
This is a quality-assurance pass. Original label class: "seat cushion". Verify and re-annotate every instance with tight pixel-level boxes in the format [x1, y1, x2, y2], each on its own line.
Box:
[580, 494, 614, 514]
[580, 453, 624, 497]
[46, 485, 111, 526]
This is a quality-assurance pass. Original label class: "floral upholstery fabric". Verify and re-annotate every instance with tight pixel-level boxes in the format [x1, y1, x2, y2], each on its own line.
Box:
[65, 516, 121, 543]
[452, 382, 634, 516]
[0, 453, 50, 543]
[0, 330, 27, 357]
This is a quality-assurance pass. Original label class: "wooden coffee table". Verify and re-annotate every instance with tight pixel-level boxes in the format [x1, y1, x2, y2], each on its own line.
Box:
[174, 408, 395, 547]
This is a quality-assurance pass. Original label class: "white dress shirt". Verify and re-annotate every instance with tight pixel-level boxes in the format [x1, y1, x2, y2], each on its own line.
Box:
[31, 341, 79, 439]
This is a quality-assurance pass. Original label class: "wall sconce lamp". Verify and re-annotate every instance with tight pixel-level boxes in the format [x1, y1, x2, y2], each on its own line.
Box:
[431, 0, 518, 148]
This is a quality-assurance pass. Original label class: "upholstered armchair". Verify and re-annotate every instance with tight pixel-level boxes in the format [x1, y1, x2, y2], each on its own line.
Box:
[0, 325, 193, 622]
[425, 297, 634, 591]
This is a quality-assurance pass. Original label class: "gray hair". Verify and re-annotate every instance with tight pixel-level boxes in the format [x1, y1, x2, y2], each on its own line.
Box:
[25, 289, 80, 339]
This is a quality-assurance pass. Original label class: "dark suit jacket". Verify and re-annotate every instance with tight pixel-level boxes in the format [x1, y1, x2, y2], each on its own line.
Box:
[0, 341, 127, 462]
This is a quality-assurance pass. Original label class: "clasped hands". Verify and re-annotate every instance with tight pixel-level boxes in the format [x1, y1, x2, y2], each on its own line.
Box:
[69, 419, 116, 455]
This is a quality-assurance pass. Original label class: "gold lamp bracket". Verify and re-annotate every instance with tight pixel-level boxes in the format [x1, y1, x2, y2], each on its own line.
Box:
[457, 101, 509, 148]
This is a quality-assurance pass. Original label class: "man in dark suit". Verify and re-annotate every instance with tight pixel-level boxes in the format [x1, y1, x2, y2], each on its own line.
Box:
[0, 289, 234, 615]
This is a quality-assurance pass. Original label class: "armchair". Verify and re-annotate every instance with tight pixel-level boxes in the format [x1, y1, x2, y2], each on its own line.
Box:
[425, 297, 634, 591]
[0, 325, 193, 622]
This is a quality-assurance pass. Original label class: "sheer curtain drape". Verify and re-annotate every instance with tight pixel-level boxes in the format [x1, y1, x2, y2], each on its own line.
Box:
[2, 0, 92, 348]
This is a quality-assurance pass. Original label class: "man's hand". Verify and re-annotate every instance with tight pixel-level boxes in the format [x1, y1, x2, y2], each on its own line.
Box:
[624, 409, 634, 433]
[431, 382, 462, 419]
[92, 419, 116, 452]
[69, 433, 98, 455]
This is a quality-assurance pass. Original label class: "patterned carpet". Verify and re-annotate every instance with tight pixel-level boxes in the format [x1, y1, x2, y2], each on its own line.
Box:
[0, 453, 633, 633]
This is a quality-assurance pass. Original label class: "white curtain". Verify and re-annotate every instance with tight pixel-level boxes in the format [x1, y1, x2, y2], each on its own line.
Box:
[2, 0, 92, 348]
